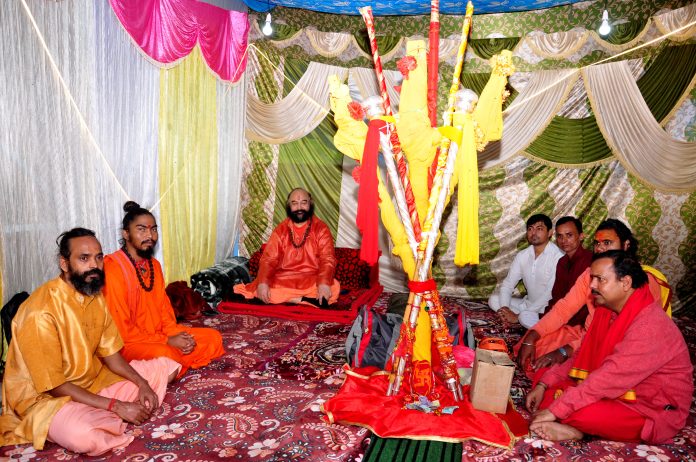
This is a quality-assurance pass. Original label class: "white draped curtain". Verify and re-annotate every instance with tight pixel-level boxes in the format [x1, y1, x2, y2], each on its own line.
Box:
[0, 0, 246, 302]
[584, 61, 696, 192]
[0, 1, 160, 300]
[245, 61, 348, 143]
[480, 69, 578, 169]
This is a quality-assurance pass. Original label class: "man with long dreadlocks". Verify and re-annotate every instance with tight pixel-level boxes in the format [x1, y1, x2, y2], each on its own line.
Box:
[103, 202, 224, 378]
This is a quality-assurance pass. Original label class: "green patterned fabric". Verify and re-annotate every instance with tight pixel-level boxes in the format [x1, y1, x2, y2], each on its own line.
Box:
[353, 32, 403, 57]
[364, 437, 462, 462]
[460, 72, 518, 110]
[678, 191, 696, 316]
[469, 37, 520, 59]
[626, 176, 661, 265]
[241, 46, 284, 255]
[272, 0, 692, 38]
[638, 44, 696, 122]
[575, 166, 611, 251]
[519, 163, 557, 251]
[433, 206, 452, 289]
[256, 18, 299, 41]
[526, 116, 612, 165]
[253, 47, 282, 104]
[242, 141, 276, 254]
[272, 58, 344, 237]
[603, 19, 648, 45]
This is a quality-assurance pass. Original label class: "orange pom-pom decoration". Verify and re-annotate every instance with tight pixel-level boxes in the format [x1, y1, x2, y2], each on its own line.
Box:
[348, 101, 365, 120]
[397, 56, 417, 79]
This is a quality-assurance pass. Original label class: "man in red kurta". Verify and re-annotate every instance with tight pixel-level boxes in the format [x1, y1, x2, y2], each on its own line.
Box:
[526, 251, 692, 443]
[104, 202, 224, 377]
[234, 188, 340, 306]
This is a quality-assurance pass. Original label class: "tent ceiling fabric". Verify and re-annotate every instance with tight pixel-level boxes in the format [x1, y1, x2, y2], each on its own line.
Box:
[242, 0, 587, 15]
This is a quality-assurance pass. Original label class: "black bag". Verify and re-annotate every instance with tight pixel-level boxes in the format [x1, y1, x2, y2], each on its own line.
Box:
[190, 256, 251, 307]
[1, 291, 29, 371]
[345, 293, 472, 369]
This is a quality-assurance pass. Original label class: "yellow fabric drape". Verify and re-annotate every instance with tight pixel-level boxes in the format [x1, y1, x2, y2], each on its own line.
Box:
[158, 46, 218, 283]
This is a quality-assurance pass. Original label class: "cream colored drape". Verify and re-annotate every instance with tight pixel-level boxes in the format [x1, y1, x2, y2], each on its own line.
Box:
[348, 67, 402, 112]
[524, 29, 589, 60]
[245, 61, 348, 143]
[583, 61, 696, 192]
[654, 3, 696, 41]
[305, 28, 354, 58]
[479, 69, 578, 169]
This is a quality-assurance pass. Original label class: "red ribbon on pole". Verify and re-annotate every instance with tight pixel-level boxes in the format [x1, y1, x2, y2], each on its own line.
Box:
[356, 119, 383, 266]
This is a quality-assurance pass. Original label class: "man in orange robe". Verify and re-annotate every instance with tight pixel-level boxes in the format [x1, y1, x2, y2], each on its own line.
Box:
[104, 202, 224, 377]
[234, 188, 340, 306]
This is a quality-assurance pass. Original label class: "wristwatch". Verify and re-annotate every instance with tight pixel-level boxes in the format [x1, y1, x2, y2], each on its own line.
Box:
[558, 346, 568, 358]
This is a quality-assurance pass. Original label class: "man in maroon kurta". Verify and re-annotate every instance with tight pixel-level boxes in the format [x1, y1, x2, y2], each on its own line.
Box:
[545, 217, 593, 314]
[234, 188, 340, 306]
[526, 251, 692, 443]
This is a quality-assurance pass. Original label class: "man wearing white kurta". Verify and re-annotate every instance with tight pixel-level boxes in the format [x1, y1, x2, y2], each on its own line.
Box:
[489, 214, 564, 328]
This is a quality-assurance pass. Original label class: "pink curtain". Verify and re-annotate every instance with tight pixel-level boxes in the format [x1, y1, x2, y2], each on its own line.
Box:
[109, 0, 249, 82]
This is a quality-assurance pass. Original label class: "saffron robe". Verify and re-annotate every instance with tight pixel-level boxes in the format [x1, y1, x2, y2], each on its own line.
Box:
[0, 278, 126, 449]
[104, 250, 224, 376]
[234, 217, 340, 304]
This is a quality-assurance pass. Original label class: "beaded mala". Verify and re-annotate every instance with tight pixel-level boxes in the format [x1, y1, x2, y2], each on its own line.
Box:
[289, 218, 312, 248]
[122, 248, 155, 291]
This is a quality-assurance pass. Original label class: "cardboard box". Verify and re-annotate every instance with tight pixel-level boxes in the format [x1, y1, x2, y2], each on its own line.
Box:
[469, 348, 515, 414]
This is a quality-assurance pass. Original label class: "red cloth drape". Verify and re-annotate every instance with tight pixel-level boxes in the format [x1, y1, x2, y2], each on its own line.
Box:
[356, 119, 383, 266]
[323, 366, 528, 448]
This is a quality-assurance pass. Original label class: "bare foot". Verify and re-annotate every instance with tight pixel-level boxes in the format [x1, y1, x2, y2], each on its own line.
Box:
[531, 422, 583, 441]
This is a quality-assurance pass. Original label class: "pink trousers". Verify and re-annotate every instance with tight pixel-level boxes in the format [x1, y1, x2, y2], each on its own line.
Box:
[46, 357, 180, 456]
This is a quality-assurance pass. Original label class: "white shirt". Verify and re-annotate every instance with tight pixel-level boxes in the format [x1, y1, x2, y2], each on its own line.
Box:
[498, 241, 564, 314]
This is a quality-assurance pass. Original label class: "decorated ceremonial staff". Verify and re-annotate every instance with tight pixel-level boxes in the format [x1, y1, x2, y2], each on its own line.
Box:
[386, 2, 476, 402]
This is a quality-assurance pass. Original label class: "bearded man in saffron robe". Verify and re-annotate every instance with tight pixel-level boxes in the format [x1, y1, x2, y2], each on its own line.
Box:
[0, 228, 180, 456]
[103, 202, 224, 377]
[234, 188, 340, 306]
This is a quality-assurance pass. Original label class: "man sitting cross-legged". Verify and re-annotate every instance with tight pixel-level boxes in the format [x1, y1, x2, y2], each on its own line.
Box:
[0, 228, 180, 456]
[488, 213, 564, 328]
[526, 250, 692, 444]
[234, 188, 340, 306]
[517, 219, 672, 374]
[103, 202, 224, 378]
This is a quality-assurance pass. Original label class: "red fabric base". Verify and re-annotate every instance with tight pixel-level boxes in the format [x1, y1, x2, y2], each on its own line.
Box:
[322, 366, 528, 448]
[217, 285, 383, 324]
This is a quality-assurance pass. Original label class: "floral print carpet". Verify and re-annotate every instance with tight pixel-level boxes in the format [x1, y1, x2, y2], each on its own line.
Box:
[2, 295, 695, 461]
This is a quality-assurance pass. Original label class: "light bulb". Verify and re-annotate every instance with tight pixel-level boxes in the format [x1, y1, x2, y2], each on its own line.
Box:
[598, 9, 611, 36]
[262, 13, 273, 36]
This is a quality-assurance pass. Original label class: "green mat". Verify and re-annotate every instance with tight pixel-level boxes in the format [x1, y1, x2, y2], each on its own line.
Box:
[364, 436, 463, 462]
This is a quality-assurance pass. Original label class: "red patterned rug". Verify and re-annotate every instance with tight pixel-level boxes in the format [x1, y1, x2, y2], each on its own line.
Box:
[2, 294, 694, 461]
